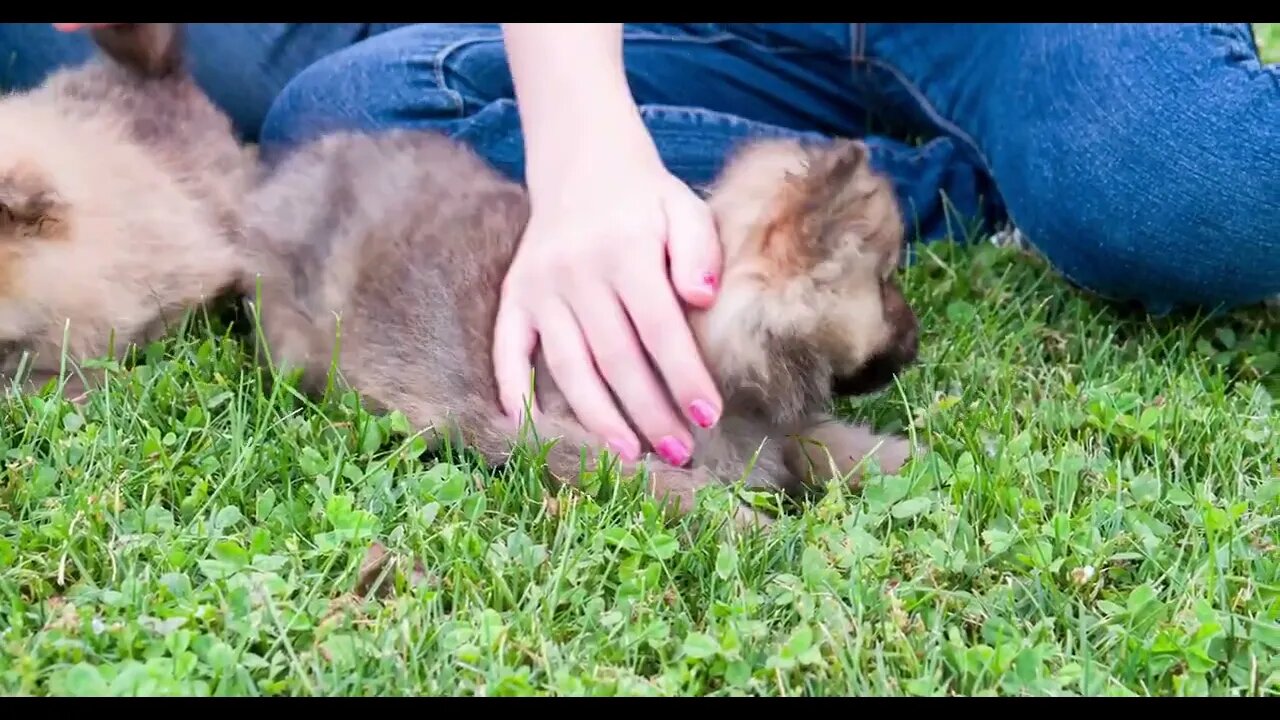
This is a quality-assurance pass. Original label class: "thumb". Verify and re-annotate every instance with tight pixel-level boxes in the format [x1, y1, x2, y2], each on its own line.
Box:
[663, 183, 722, 309]
[492, 298, 541, 424]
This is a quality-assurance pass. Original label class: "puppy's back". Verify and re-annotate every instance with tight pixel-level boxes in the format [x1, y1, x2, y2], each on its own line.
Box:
[243, 129, 530, 421]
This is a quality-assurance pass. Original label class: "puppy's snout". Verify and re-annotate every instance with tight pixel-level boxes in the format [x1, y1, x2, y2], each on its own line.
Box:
[882, 280, 918, 366]
[829, 283, 920, 398]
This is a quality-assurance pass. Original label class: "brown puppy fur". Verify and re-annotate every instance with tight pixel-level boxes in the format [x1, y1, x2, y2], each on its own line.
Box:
[241, 129, 919, 527]
[0, 23, 253, 399]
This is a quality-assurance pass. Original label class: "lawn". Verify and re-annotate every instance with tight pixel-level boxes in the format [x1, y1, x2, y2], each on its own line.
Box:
[2, 26, 1278, 698]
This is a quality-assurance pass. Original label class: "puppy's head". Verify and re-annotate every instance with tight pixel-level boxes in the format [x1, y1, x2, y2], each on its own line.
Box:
[0, 111, 243, 394]
[0, 149, 132, 400]
[0, 24, 247, 399]
[691, 137, 919, 423]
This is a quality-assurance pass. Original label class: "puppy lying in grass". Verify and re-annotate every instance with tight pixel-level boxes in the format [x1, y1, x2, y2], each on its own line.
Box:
[0, 23, 253, 400]
[240, 128, 921, 528]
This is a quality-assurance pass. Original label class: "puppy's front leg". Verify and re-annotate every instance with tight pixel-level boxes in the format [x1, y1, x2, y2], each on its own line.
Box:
[783, 414, 915, 492]
[5, 367, 92, 404]
[643, 463, 774, 531]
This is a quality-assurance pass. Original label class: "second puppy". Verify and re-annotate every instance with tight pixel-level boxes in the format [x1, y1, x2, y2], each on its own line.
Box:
[0, 23, 253, 399]
[241, 130, 921, 527]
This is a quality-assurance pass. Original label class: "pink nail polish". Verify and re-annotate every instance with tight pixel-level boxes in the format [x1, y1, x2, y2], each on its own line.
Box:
[688, 399, 718, 429]
[656, 436, 691, 467]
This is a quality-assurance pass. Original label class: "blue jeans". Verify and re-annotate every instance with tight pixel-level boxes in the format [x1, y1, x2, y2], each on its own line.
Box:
[3, 23, 1276, 314]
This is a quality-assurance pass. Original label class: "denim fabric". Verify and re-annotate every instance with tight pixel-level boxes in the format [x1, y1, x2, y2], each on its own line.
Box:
[256, 22, 1005, 270]
[2, 23, 1276, 312]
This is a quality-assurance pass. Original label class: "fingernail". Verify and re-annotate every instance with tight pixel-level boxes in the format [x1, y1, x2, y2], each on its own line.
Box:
[702, 272, 718, 292]
[656, 436, 691, 466]
[688, 399, 718, 428]
[608, 437, 639, 462]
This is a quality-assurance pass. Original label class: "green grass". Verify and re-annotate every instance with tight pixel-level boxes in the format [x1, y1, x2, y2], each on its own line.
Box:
[1258, 22, 1280, 63]
[1, 26, 1278, 698]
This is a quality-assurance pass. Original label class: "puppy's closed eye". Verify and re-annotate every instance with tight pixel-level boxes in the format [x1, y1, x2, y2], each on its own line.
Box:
[0, 174, 67, 240]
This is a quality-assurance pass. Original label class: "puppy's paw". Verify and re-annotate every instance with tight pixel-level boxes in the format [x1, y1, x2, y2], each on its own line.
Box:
[786, 417, 923, 490]
[872, 433, 915, 476]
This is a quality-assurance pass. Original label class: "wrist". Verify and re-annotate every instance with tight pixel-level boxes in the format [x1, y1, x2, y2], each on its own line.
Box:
[524, 104, 660, 197]
[500, 23, 663, 197]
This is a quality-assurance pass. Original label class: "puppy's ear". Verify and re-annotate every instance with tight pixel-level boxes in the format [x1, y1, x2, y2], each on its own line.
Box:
[803, 139, 873, 209]
[0, 170, 68, 240]
[91, 23, 185, 80]
[811, 138, 871, 185]
[756, 141, 876, 279]
[803, 138, 904, 276]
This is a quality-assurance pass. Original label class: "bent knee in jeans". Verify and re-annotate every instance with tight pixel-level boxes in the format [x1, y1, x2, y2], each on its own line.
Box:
[1004, 144, 1280, 313]
[1005, 128, 1279, 314]
[259, 23, 508, 155]
[983, 28, 1280, 313]
[859, 22, 1280, 313]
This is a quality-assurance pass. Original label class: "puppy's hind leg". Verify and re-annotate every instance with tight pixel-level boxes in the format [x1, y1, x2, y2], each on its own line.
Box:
[783, 414, 916, 493]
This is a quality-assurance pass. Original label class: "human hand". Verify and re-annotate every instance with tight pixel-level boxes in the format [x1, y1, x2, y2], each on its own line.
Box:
[52, 23, 118, 32]
[493, 134, 723, 467]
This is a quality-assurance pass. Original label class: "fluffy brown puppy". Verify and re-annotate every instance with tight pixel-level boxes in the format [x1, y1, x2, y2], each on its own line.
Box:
[241, 129, 920, 527]
[0, 23, 254, 400]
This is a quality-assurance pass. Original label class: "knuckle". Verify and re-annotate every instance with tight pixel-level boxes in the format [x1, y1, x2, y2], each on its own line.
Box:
[563, 265, 597, 289]
[499, 267, 536, 301]
[631, 311, 672, 356]
[548, 252, 582, 280]
[590, 336, 636, 380]
[640, 322, 691, 380]
[542, 347, 576, 378]
[615, 379, 679, 437]
[572, 395, 625, 438]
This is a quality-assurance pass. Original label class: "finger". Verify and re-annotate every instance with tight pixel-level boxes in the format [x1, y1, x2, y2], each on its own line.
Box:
[52, 23, 113, 32]
[618, 264, 723, 432]
[536, 298, 642, 461]
[492, 299, 541, 426]
[569, 278, 693, 466]
[663, 184, 722, 309]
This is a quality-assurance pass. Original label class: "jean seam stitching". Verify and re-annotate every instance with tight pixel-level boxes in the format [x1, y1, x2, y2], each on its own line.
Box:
[857, 56, 995, 179]
[851, 53, 1033, 248]
[433, 35, 505, 119]
[1207, 22, 1280, 87]
[430, 31, 835, 120]
[620, 30, 853, 59]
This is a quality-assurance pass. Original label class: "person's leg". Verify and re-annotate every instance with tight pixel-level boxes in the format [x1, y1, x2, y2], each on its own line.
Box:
[259, 23, 1003, 245]
[858, 22, 1280, 313]
[0, 22, 410, 139]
